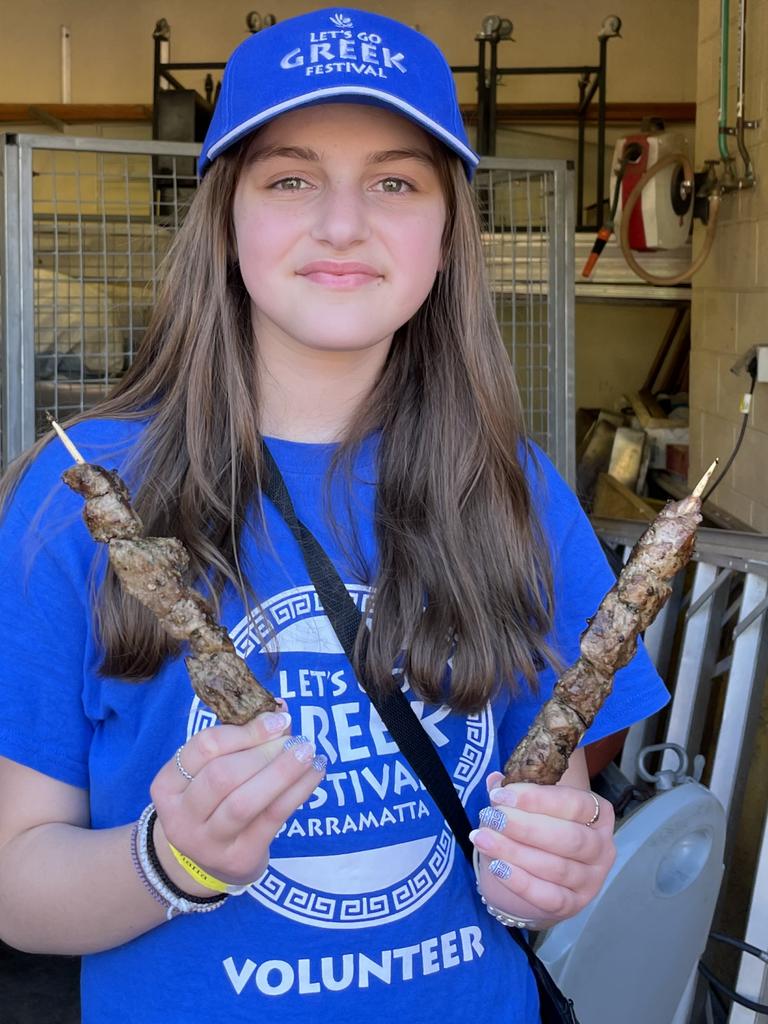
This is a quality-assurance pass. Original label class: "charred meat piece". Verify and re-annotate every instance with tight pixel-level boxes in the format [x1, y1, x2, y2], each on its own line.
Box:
[503, 493, 702, 785]
[63, 464, 143, 542]
[62, 462, 278, 723]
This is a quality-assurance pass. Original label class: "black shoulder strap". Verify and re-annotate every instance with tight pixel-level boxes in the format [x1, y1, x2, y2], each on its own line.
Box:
[260, 443, 475, 864]
[258, 443, 565, 983]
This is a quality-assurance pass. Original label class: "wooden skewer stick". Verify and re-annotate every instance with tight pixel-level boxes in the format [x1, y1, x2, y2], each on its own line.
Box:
[46, 413, 85, 464]
[692, 458, 719, 499]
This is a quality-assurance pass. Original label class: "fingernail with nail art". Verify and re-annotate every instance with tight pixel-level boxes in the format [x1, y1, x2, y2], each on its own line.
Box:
[284, 735, 315, 763]
[479, 806, 507, 832]
[312, 755, 328, 772]
[263, 711, 291, 733]
[489, 859, 512, 880]
[489, 787, 517, 807]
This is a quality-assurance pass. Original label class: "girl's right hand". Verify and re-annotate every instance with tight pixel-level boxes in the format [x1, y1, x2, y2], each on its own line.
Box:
[149, 708, 325, 896]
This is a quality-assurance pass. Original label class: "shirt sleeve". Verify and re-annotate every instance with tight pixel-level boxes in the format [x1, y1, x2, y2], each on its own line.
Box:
[497, 445, 670, 755]
[0, 456, 93, 789]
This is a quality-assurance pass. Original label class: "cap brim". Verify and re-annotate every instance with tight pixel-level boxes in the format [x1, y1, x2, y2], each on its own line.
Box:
[201, 86, 479, 178]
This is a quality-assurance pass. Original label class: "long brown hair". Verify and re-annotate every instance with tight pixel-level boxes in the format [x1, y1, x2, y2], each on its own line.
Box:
[0, 138, 557, 712]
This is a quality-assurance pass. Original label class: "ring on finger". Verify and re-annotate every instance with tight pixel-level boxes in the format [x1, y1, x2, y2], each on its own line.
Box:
[175, 746, 194, 782]
[584, 792, 600, 828]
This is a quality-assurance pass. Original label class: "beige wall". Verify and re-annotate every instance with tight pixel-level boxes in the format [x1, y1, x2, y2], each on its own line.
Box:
[575, 304, 679, 411]
[692, 0, 768, 531]
[1, 0, 697, 105]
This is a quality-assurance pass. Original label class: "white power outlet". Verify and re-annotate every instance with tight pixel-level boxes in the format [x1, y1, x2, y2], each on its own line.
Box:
[758, 345, 768, 384]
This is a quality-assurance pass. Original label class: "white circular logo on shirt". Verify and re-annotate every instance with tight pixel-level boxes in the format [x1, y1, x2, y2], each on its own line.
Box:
[187, 584, 493, 930]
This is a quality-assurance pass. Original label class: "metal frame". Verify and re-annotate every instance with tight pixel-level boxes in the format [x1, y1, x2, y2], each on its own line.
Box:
[455, 33, 613, 228]
[0, 134, 35, 464]
[595, 517, 768, 1024]
[0, 136, 575, 483]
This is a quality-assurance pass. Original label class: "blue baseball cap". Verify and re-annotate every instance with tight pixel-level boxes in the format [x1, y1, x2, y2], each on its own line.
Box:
[199, 7, 479, 179]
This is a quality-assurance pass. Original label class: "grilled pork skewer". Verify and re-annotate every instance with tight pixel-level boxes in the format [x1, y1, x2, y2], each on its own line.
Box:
[503, 463, 717, 786]
[50, 420, 278, 724]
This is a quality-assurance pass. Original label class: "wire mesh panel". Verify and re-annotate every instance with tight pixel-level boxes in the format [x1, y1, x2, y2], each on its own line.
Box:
[1, 138, 574, 479]
[476, 158, 574, 480]
[31, 144, 196, 433]
[1, 135, 199, 465]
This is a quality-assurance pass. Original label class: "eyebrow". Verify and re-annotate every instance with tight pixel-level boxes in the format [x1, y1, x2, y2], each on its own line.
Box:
[247, 144, 436, 167]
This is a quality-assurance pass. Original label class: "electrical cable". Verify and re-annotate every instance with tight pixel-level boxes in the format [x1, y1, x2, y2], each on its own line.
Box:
[618, 153, 722, 286]
[697, 931, 768, 1016]
[709, 931, 768, 962]
[701, 373, 756, 502]
[698, 962, 768, 1015]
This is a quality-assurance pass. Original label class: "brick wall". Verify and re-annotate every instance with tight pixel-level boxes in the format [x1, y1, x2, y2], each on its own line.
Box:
[693, 0, 768, 531]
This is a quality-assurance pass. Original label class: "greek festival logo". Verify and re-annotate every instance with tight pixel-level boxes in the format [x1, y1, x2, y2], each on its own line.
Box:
[186, 583, 493, 930]
[278, 13, 408, 79]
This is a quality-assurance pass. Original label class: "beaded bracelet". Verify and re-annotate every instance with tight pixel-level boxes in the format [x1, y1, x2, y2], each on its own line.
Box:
[145, 809, 225, 906]
[132, 804, 228, 920]
[130, 816, 169, 913]
[478, 893, 541, 930]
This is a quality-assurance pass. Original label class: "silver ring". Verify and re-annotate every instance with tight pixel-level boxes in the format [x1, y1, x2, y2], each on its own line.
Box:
[175, 746, 194, 781]
[584, 792, 600, 827]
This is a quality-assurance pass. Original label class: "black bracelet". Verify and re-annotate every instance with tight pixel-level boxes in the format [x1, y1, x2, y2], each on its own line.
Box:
[146, 810, 226, 906]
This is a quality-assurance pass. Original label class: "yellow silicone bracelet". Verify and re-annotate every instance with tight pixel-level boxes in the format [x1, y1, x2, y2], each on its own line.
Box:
[167, 843, 248, 895]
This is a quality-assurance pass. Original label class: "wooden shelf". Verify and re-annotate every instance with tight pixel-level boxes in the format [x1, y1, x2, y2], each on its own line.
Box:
[0, 100, 695, 128]
[0, 104, 152, 125]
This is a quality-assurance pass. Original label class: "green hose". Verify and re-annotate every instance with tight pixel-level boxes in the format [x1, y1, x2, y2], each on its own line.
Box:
[719, 0, 731, 161]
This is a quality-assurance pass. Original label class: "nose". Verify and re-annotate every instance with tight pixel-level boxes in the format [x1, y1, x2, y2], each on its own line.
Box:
[310, 184, 372, 249]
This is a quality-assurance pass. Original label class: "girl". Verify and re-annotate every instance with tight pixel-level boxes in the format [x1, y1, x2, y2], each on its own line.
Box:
[0, 9, 668, 1023]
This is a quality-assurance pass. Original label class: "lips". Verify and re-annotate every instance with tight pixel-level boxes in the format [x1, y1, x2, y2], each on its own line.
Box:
[296, 261, 382, 288]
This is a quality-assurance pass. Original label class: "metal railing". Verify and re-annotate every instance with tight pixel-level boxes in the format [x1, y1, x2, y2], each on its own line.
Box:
[595, 517, 768, 1024]
[1, 134, 574, 481]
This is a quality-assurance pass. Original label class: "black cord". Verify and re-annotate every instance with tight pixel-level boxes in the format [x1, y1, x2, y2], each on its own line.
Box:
[607, 164, 625, 227]
[709, 931, 768, 962]
[698, 962, 768, 1014]
[701, 374, 757, 503]
[697, 931, 768, 1015]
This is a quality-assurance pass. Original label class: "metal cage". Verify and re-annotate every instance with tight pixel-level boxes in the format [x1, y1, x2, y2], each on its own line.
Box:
[1, 134, 574, 479]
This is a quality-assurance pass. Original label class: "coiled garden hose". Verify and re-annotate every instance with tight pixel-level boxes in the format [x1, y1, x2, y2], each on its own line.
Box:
[619, 153, 722, 286]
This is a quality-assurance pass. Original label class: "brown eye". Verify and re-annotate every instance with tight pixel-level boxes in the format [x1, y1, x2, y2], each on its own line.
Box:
[273, 177, 307, 191]
[379, 177, 411, 194]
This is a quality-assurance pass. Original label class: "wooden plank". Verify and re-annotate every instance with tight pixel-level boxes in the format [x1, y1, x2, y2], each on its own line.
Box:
[629, 390, 682, 430]
[593, 473, 662, 521]
[460, 101, 696, 124]
[1, 99, 695, 128]
[576, 419, 616, 504]
[0, 104, 152, 124]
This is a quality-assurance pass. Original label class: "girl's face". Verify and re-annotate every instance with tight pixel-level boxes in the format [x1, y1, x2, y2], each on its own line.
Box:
[232, 103, 447, 362]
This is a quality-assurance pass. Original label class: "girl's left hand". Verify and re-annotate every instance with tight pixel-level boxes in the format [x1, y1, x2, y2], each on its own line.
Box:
[470, 772, 616, 927]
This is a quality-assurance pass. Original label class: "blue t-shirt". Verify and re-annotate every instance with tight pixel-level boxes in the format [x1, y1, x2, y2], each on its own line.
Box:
[0, 419, 669, 1023]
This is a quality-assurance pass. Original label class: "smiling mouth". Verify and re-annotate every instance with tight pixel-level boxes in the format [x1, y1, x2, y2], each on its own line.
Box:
[296, 262, 382, 289]
[299, 270, 381, 288]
